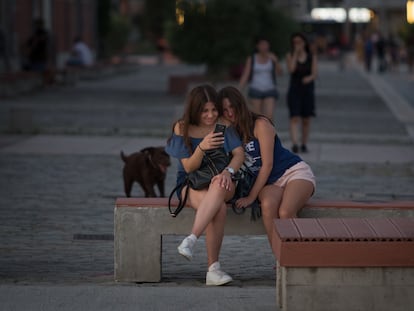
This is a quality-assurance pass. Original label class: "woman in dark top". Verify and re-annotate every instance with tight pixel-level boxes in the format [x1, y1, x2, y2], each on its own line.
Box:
[286, 33, 318, 153]
[218, 86, 315, 256]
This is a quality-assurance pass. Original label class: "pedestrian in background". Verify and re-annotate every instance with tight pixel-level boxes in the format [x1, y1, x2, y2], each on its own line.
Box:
[406, 32, 414, 74]
[25, 18, 50, 73]
[363, 33, 374, 72]
[376, 33, 387, 73]
[286, 33, 317, 153]
[24, 18, 55, 85]
[239, 37, 282, 121]
[66, 36, 94, 67]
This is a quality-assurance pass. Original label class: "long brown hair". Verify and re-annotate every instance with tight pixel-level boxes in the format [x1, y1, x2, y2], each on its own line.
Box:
[172, 84, 218, 153]
[217, 86, 272, 144]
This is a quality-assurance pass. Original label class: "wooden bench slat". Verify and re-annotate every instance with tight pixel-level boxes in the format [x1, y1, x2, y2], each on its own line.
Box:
[292, 218, 327, 241]
[274, 218, 301, 241]
[366, 218, 406, 241]
[389, 218, 414, 241]
[342, 218, 378, 241]
[316, 218, 353, 241]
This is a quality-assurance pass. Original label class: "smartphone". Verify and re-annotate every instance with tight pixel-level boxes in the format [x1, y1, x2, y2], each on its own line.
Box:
[214, 123, 226, 136]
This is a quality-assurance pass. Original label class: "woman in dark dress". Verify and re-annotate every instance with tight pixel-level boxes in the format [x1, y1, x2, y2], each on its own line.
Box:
[286, 33, 318, 153]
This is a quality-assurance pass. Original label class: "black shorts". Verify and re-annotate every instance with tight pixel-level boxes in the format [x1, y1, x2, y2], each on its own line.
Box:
[287, 84, 315, 118]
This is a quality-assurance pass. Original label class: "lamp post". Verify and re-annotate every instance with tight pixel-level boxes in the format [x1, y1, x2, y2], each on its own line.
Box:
[408, 0, 414, 24]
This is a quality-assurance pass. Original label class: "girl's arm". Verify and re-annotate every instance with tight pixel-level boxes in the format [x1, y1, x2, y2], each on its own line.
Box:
[173, 123, 203, 173]
[228, 146, 244, 173]
[239, 56, 252, 89]
[286, 52, 297, 73]
[216, 145, 245, 191]
[175, 122, 224, 173]
[271, 53, 283, 76]
[303, 53, 318, 84]
[236, 119, 275, 207]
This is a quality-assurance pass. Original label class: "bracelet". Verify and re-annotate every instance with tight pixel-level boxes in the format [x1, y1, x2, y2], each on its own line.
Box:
[198, 145, 206, 153]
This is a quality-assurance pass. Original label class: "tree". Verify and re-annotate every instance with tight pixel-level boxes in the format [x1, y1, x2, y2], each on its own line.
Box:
[142, 0, 175, 42]
[105, 13, 132, 55]
[97, 0, 112, 58]
[167, 0, 298, 75]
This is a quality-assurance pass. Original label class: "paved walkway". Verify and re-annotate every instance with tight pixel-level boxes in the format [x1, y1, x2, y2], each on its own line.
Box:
[0, 56, 413, 310]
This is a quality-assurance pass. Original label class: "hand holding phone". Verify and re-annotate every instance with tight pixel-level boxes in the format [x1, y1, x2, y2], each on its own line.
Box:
[214, 123, 226, 136]
[212, 123, 226, 148]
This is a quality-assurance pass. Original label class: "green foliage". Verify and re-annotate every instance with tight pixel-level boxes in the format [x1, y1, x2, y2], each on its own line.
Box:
[97, 0, 112, 58]
[142, 0, 176, 41]
[97, 0, 112, 38]
[399, 23, 414, 44]
[105, 13, 132, 55]
[167, 0, 298, 74]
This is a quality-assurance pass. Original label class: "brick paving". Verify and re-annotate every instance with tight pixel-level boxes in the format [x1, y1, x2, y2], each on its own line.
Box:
[0, 59, 413, 288]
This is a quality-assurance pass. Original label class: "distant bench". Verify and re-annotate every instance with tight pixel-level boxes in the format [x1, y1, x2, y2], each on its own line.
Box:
[114, 197, 414, 283]
[274, 217, 414, 311]
[56, 62, 138, 85]
[0, 71, 43, 97]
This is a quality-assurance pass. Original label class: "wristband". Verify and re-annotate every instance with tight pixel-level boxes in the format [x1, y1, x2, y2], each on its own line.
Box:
[198, 145, 206, 153]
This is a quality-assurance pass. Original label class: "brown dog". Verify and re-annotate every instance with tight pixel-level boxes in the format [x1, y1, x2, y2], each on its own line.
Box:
[121, 147, 171, 197]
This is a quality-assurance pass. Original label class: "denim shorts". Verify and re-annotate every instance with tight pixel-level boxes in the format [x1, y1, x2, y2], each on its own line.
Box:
[248, 87, 279, 100]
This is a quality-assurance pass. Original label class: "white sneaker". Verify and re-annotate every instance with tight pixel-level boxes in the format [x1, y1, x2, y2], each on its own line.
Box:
[206, 262, 233, 286]
[177, 235, 196, 260]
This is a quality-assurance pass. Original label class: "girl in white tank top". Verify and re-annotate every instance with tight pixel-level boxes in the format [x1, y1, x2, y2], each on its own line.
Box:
[239, 37, 282, 121]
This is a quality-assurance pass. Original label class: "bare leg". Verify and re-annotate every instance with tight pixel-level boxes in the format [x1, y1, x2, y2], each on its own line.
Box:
[289, 117, 300, 147]
[278, 179, 314, 219]
[190, 179, 234, 237]
[262, 97, 276, 121]
[250, 98, 262, 115]
[301, 117, 311, 146]
[205, 202, 227, 266]
[185, 180, 234, 267]
[258, 185, 283, 255]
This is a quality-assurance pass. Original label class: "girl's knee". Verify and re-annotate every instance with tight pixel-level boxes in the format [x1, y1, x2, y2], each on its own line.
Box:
[260, 199, 277, 216]
[209, 179, 226, 193]
[278, 207, 297, 219]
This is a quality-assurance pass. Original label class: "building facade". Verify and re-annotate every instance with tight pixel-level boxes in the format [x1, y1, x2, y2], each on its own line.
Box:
[0, 0, 97, 73]
[274, 0, 407, 37]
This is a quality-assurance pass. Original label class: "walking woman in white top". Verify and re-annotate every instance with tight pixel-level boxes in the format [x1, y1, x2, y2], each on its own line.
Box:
[239, 37, 282, 121]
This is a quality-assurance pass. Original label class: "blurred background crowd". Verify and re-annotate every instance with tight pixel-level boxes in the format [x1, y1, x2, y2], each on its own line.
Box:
[0, 0, 413, 77]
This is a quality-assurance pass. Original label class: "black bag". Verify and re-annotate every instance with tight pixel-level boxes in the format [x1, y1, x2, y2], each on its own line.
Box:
[229, 164, 261, 221]
[188, 148, 229, 190]
[168, 147, 230, 217]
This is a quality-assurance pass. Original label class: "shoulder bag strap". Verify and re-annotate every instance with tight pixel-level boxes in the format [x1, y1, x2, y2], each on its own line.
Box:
[168, 181, 190, 217]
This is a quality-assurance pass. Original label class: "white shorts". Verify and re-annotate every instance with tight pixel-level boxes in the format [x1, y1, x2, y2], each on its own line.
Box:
[273, 161, 316, 191]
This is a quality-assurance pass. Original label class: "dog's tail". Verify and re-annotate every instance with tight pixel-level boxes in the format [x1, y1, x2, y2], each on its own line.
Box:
[120, 151, 128, 163]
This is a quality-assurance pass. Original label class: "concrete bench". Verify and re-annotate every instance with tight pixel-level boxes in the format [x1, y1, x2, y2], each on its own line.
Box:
[0, 71, 42, 97]
[56, 62, 138, 85]
[114, 197, 414, 283]
[274, 218, 414, 311]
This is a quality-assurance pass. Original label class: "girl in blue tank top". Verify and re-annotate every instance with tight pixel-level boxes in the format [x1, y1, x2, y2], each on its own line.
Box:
[218, 86, 316, 256]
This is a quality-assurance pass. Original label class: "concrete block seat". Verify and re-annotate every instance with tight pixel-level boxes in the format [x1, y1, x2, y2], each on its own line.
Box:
[114, 197, 414, 283]
[0, 71, 42, 97]
[57, 61, 138, 84]
[274, 218, 414, 311]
